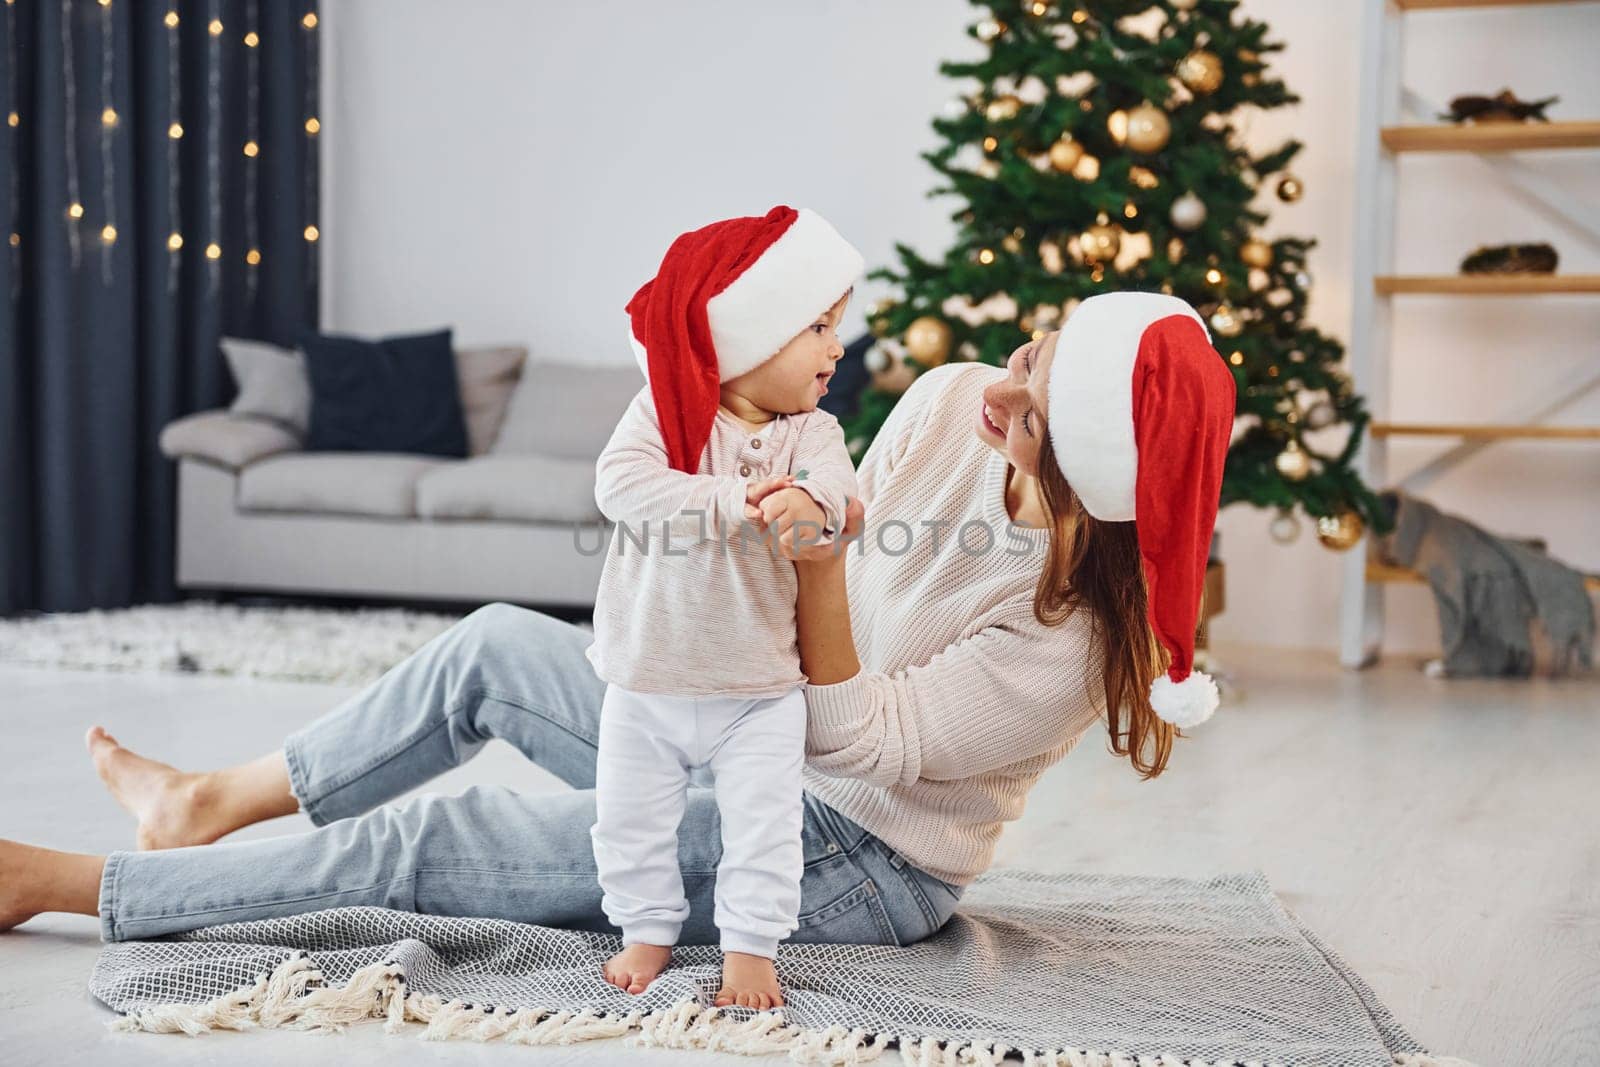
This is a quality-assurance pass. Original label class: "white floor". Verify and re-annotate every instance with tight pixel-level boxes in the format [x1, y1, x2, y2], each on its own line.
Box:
[0, 646, 1596, 1066]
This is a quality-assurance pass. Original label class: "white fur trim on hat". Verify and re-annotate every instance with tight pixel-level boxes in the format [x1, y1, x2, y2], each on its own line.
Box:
[1149, 670, 1219, 728]
[1046, 292, 1208, 521]
[705, 208, 865, 381]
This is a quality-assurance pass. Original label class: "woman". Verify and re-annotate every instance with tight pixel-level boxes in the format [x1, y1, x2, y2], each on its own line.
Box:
[0, 292, 1235, 996]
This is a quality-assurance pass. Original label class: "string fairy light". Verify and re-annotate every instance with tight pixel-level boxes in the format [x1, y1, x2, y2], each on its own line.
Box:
[5, 0, 17, 297]
[303, 3, 320, 299]
[165, 3, 181, 293]
[205, 0, 222, 289]
[98, 0, 117, 283]
[61, 0, 83, 266]
[244, 0, 260, 295]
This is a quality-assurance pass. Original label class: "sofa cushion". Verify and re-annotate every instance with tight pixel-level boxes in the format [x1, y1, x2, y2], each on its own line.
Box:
[222, 337, 312, 436]
[302, 328, 469, 458]
[492, 360, 641, 461]
[456, 346, 528, 456]
[239, 454, 447, 518]
[160, 410, 302, 470]
[416, 455, 602, 524]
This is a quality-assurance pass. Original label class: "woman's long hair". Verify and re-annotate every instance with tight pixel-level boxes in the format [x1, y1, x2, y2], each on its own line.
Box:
[1033, 443, 1174, 778]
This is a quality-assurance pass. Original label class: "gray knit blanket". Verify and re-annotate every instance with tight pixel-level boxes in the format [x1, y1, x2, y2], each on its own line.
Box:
[92, 868, 1466, 1067]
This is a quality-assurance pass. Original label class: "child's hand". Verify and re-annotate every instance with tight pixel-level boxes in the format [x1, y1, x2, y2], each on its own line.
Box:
[744, 474, 796, 525]
[759, 487, 827, 549]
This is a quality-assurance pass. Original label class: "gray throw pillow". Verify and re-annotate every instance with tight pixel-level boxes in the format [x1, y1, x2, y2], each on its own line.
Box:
[456, 346, 528, 455]
[221, 337, 312, 437]
[493, 360, 643, 461]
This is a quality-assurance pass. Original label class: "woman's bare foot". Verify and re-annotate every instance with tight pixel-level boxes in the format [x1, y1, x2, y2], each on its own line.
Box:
[602, 943, 674, 995]
[714, 951, 784, 1010]
[85, 726, 225, 850]
[0, 839, 104, 931]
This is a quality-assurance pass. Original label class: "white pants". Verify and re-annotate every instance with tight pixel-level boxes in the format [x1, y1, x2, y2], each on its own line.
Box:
[590, 683, 806, 959]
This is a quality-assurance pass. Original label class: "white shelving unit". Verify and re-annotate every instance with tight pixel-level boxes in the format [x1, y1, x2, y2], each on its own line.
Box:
[1340, 0, 1600, 668]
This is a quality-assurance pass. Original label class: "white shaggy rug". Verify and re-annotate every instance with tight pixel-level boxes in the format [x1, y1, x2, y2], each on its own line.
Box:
[0, 602, 467, 685]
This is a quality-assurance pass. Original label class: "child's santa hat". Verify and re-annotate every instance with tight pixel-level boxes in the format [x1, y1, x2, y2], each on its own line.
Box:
[626, 206, 865, 473]
[1047, 292, 1236, 728]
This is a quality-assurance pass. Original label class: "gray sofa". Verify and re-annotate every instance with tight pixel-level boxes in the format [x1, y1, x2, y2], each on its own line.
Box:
[159, 354, 641, 608]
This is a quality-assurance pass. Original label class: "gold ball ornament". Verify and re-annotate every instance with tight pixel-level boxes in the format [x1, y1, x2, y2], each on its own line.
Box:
[872, 359, 919, 396]
[1047, 136, 1083, 173]
[1072, 153, 1101, 181]
[1080, 223, 1122, 264]
[1107, 109, 1129, 146]
[1177, 50, 1224, 94]
[986, 94, 1023, 122]
[1274, 441, 1312, 482]
[1129, 165, 1159, 190]
[1240, 239, 1273, 269]
[903, 316, 953, 367]
[1316, 510, 1365, 552]
[1276, 174, 1304, 203]
[1210, 305, 1244, 337]
[1124, 104, 1171, 153]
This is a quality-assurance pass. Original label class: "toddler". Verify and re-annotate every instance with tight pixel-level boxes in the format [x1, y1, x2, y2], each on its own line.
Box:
[585, 206, 862, 1010]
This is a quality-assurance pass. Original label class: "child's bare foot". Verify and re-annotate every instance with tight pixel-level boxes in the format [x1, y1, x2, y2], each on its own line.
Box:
[85, 726, 223, 851]
[714, 951, 783, 1009]
[602, 943, 673, 995]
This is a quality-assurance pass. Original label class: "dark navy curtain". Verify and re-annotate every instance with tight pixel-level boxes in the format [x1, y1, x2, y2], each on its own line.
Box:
[0, 0, 319, 614]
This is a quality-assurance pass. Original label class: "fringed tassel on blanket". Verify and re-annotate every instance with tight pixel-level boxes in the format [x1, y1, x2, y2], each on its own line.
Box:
[110, 953, 1478, 1067]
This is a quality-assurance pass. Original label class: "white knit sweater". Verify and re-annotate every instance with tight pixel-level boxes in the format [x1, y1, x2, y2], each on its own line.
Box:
[800, 363, 1106, 886]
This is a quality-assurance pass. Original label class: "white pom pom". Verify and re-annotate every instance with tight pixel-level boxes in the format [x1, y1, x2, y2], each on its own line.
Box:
[1149, 671, 1218, 728]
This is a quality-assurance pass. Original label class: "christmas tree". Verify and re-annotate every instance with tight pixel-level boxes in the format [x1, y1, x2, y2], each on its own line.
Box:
[851, 0, 1386, 548]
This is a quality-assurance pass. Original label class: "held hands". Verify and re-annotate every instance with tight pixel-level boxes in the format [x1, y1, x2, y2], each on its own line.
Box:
[744, 476, 867, 562]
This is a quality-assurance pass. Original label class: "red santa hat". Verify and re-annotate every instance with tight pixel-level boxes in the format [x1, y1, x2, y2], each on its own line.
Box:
[1047, 292, 1236, 728]
[625, 206, 865, 473]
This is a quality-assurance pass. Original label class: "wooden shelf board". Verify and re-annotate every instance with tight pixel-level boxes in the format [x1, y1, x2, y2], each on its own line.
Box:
[1369, 561, 1600, 592]
[1370, 422, 1600, 440]
[1382, 121, 1600, 153]
[1397, 0, 1594, 8]
[1375, 274, 1600, 295]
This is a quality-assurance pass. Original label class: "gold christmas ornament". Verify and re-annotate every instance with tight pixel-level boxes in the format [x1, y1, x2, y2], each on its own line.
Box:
[1124, 104, 1171, 153]
[1169, 191, 1207, 231]
[1177, 50, 1224, 94]
[872, 359, 919, 396]
[1277, 174, 1305, 202]
[986, 94, 1023, 122]
[1107, 109, 1129, 146]
[1072, 153, 1101, 181]
[1274, 441, 1312, 482]
[1240, 239, 1273, 269]
[1080, 222, 1122, 264]
[1129, 165, 1159, 189]
[1316, 510, 1365, 552]
[1210, 304, 1244, 337]
[904, 316, 953, 367]
[1047, 136, 1083, 173]
[1039, 238, 1066, 274]
[1248, 267, 1271, 291]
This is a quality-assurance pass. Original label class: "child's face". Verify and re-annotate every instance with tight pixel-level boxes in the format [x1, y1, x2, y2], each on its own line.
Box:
[724, 292, 850, 415]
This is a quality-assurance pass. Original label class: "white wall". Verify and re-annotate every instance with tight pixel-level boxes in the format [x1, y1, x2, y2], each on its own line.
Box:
[320, 0, 1599, 656]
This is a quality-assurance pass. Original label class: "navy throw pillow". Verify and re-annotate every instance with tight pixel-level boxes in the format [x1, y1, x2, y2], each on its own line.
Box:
[302, 328, 469, 457]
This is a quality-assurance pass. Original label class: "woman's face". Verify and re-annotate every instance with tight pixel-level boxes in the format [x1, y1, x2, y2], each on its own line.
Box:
[974, 329, 1059, 476]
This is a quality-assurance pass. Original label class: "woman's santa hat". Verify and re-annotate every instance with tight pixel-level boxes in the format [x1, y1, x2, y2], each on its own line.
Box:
[1047, 292, 1236, 728]
[626, 206, 865, 473]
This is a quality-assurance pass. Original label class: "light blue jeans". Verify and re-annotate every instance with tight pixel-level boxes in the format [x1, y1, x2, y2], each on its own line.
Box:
[98, 604, 966, 947]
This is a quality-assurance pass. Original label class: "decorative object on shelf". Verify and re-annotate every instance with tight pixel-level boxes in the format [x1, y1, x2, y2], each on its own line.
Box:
[1459, 242, 1558, 275]
[1442, 89, 1558, 125]
[1316, 510, 1364, 552]
[1124, 103, 1172, 153]
[1170, 191, 1207, 230]
[1276, 174, 1304, 202]
[1177, 50, 1223, 94]
[904, 316, 954, 366]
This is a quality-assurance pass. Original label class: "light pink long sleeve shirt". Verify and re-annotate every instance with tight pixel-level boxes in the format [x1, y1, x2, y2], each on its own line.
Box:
[585, 388, 858, 697]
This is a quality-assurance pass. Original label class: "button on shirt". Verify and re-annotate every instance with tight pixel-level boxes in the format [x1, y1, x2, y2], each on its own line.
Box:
[586, 388, 858, 697]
